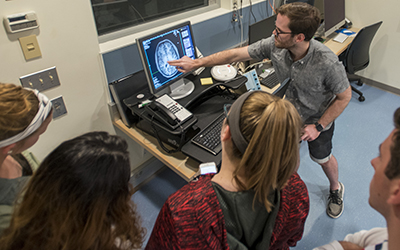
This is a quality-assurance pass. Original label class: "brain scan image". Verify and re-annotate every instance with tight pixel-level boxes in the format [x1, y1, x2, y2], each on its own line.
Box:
[155, 39, 180, 78]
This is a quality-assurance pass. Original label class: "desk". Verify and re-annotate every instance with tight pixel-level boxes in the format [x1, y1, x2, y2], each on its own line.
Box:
[323, 27, 359, 55]
[113, 80, 275, 181]
[114, 28, 359, 182]
[114, 119, 199, 181]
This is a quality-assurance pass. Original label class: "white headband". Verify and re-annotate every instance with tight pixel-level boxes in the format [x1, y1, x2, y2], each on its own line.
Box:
[0, 89, 52, 148]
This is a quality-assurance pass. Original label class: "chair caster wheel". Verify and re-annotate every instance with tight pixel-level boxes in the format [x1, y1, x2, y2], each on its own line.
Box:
[358, 96, 365, 102]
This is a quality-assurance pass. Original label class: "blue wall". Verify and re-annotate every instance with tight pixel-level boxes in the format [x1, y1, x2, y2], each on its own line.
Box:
[103, 1, 273, 83]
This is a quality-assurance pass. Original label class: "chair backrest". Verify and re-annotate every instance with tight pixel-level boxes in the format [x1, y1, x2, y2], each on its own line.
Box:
[343, 21, 382, 74]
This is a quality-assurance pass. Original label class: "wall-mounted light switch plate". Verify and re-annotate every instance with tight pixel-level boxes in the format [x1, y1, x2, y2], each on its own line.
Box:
[50, 96, 67, 119]
[18, 34, 41, 60]
[20, 66, 60, 92]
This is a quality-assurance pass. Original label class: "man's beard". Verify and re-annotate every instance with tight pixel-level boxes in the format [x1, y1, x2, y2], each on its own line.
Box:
[275, 37, 295, 49]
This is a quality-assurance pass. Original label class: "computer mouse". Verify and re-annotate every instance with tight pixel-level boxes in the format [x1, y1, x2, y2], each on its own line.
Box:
[343, 30, 352, 34]
[314, 37, 324, 42]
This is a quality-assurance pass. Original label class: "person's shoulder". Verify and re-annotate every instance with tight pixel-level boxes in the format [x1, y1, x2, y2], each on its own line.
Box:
[167, 174, 215, 206]
[310, 39, 331, 50]
[282, 173, 308, 201]
[286, 173, 306, 188]
[249, 36, 274, 49]
[310, 39, 337, 56]
[309, 40, 342, 67]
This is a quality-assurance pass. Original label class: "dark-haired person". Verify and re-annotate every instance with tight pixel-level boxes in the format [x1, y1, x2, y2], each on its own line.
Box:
[314, 108, 400, 250]
[0, 83, 53, 232]
[146, 91, 309, 250]
[168, 2, 351, 219]
[0, 132, 145, 250]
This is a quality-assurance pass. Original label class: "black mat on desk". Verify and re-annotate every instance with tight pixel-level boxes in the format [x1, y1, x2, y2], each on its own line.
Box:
[181, 94, 236, 165]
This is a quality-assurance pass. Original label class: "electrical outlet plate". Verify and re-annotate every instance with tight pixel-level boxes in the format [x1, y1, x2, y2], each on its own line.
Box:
[20, 66, 60, 92]
[50, 96, 67, 119]
[232, 0, 238, 22]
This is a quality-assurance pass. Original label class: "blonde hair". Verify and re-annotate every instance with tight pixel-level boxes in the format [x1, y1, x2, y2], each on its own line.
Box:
[0, 83, 39, 141]
[230, 92, 302, 211]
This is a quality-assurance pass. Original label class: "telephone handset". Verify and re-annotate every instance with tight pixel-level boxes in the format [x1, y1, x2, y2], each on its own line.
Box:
[147, 101, 178, 126]
[145, 94, 193, 130]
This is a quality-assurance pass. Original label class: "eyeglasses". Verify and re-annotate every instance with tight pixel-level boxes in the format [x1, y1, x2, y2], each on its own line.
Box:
[223, 104, 232, 117]
[274, 27, 293, 37]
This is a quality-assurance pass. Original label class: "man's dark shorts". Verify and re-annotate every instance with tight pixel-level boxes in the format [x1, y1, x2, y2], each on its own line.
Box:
[308, 122, 335, 164]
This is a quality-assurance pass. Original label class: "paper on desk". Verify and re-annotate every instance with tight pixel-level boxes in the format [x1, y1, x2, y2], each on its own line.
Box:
[333, 32, 348, 43]
[201, 77, 213, 85]
[259, 68, 274, 78]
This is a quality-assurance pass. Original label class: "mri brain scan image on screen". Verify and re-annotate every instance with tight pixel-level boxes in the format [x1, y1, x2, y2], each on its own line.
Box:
[138, 22, 197, 98]
[155, 39, 179, 78]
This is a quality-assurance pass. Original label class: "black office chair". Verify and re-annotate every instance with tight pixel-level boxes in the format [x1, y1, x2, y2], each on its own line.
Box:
[339, 21, 383, 102]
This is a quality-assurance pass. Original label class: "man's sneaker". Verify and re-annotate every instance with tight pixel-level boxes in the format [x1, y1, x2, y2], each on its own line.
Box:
[326, 182, 344, 218]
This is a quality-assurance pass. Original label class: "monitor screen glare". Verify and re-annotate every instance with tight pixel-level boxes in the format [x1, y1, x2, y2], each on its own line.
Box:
[137, 22, 196, 99]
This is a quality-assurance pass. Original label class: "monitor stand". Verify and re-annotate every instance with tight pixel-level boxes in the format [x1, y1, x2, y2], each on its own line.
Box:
[169, 78, 195, 100]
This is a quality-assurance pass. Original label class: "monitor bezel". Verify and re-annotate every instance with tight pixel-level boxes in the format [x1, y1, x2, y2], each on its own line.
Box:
[136, 21, 197, 97]
[323, 0, 346, 37]
[248, 15, 276, 45]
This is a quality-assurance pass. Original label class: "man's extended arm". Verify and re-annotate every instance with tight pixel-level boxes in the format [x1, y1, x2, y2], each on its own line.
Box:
[312, 240, 363, 250]
[168, 46, 252, 73]
[313, 228, 388, 250]
[302, 86, 351, 141]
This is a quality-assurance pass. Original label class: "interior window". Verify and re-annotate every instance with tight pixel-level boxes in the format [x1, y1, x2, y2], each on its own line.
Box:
[91, 0, 209, 36]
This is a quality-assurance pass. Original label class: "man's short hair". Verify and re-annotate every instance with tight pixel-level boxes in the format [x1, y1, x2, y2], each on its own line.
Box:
[385, 108, 400, 179]
[276, 2, 321, 41]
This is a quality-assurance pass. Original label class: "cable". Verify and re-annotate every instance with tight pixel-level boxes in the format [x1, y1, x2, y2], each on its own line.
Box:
[269, 0, 277, 15]
[149, 115, 186, 154]
[244, 59, 272, 72]
[248, 0, 257, 25]
[128, 4, 146, 22]
[239, 0, 244, 47]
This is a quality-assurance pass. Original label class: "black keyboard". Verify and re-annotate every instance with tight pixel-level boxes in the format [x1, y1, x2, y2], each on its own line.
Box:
[260, 71, 279, 88]
[191, 113, 225, 155]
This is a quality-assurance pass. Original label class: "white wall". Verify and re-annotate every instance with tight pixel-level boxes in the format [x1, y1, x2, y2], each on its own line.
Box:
[0, 0, 152, 168]
[346, 0, 400, 89]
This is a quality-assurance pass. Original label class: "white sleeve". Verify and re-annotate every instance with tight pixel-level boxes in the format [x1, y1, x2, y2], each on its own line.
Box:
[313, 240, 344, 250]
[343, 227, 387, 247]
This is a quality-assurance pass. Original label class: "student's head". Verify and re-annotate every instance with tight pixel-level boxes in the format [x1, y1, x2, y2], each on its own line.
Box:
[275, 2, 321, 41]
[0, 83, 52, 156]
[369, 108, 400, 219]
[223, 91, 302, 211]
[0, 132, 144, 250]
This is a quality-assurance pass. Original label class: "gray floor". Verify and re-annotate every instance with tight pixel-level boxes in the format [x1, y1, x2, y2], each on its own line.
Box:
[131, 83, 400, 249]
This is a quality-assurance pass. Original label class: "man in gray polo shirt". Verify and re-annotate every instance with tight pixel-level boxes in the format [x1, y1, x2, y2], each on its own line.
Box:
[168, 2, 351, 218]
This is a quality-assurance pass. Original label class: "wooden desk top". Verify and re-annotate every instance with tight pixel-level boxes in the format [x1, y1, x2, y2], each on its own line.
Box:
[114, 119, 199, 182]
[323, 27, 359, 55]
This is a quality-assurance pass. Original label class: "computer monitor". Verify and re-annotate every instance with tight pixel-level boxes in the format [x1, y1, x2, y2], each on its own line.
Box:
[137, 21, 197, 100]
[248, 15, 276, 45]
[285, 0, 315, 5]
[323, 0, 345, 37]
